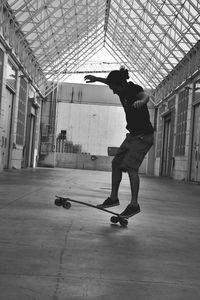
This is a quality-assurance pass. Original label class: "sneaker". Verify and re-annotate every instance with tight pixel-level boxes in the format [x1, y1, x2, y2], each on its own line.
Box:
[97, 197, 120, 208]
[120, 204, 140, 218]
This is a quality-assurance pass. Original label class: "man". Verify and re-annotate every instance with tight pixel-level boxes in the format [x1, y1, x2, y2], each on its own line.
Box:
[84, 67, 154, 218]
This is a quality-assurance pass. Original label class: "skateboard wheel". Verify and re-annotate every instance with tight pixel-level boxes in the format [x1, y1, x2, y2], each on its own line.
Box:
[63, 201, 71, 209]
[110, 216, 119, 224]
[120, 218, 128, 227]
[55, 198, 63, 206]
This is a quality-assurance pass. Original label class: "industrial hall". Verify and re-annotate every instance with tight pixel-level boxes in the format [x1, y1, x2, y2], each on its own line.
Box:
[0, 1, 200, 300]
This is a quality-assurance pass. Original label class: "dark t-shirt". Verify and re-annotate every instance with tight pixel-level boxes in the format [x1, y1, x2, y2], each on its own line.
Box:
[119, 82, 154, 135]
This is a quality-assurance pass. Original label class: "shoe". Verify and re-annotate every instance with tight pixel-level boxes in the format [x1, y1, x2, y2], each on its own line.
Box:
[97, 197, 120, 208]
[120, 204, 140, 218]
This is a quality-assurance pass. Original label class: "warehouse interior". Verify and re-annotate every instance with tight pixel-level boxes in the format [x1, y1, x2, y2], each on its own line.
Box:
[0, 1, 200, 299]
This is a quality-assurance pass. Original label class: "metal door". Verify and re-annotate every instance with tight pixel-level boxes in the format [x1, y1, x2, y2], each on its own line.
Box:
[190, 103, 200, 182]
[1, 88, 14, 169]
[28, 114, 35, 167]
[161, 114, 172, 176]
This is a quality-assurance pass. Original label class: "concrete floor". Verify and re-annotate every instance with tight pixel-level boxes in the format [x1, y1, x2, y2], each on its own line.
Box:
[0, 168, 200, 300]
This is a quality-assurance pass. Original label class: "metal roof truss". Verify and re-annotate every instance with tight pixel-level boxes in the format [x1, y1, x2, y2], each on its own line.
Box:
[0, 0, 199, 99]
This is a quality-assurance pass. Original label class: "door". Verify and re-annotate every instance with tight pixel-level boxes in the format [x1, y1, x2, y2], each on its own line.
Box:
[28, 114, 35, 167]
[161, 114, 172, 176]
[190, 103, 200, 182]
[1, 88, 14, 169]
[24, 101, 36, 168]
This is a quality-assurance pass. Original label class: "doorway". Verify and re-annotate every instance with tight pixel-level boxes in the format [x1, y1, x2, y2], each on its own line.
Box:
[190, 103, 200, 182]
[24, 104, 36, 168]
[161, 114, 173, 177]
[2, 88, 14, 169]
[28, 113, 36, 167]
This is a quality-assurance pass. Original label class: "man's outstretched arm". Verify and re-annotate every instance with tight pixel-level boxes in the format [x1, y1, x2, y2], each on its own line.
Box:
[84, 75, 107, 85]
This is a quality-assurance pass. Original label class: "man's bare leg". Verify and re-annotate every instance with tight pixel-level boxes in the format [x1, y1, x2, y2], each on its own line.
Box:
[110, 165, 123, 200]
[127, 170, 140, 207]
[97, 164, 122, 208]
[119, 170, 141, 218]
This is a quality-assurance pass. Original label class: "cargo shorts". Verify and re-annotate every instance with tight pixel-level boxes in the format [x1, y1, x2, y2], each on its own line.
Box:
[112, 133, 154, 172]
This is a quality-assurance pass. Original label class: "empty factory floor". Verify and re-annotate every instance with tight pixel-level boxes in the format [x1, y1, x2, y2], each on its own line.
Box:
[0, 167, 200, 300]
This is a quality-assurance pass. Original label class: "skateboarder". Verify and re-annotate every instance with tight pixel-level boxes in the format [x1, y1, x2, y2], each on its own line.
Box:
[84, 67, 154, 218]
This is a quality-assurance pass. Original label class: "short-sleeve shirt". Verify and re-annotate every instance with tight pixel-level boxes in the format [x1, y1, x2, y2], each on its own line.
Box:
[119, 82, 154, 135]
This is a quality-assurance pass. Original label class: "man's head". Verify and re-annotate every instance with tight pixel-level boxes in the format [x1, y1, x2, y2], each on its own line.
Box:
[106, 67, 129, 95]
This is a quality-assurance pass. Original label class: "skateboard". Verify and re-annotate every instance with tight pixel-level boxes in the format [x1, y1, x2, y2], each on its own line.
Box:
[55, 196, 128, 227]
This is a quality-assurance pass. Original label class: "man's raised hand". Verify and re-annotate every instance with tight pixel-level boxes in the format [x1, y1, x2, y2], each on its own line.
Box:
[84, 75, 96, 83]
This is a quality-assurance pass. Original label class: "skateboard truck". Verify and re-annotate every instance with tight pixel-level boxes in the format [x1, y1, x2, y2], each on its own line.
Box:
[55, 196, 128, 227]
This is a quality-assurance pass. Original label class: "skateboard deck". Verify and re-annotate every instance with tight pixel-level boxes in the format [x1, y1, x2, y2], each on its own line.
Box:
[55, 196, 128, 226]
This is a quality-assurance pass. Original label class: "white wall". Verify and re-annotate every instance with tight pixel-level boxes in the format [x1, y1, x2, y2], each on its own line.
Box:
[58, 82, 120, 106]
[56, 103, 127, 155]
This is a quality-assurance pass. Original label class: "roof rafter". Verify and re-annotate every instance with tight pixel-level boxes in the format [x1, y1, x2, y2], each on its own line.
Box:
[107, 17, 163, 84]
[44, 42, 104, 96]
[37, 15, 104, 69]
[42, 24, 104, 76]
[104, 0, 111, 42]
[109, 2, 172, 74]
[2, 0, 200, 96]
[33, 6, 105, 61]
[106, 34, 158, 88]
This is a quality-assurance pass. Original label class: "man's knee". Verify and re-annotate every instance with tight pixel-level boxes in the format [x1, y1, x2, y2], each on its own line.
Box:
[112, 159, 125, 172]
[127, 168, 139, 176]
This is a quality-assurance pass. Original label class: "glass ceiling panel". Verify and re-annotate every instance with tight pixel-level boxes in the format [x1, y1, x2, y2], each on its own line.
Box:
[3, 0, 200, 91]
